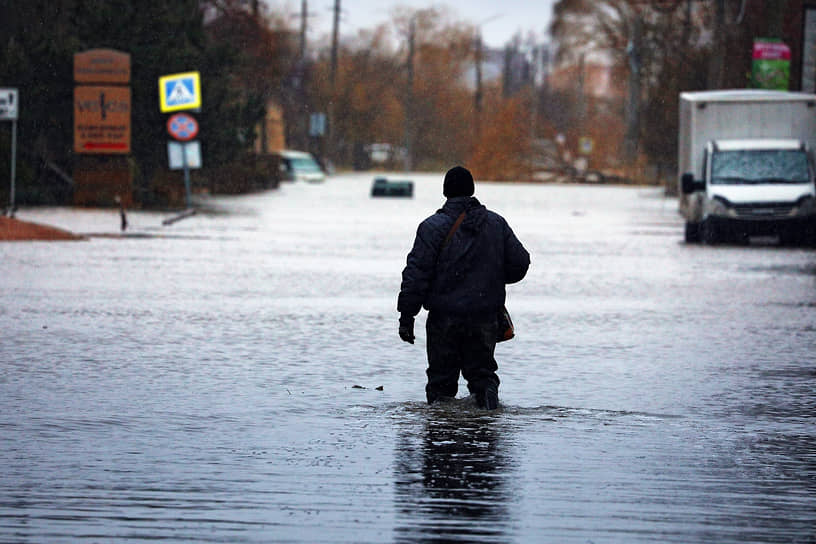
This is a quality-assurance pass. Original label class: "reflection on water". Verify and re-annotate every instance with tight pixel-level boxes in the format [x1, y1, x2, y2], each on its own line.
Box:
[394, 402, 512, 543]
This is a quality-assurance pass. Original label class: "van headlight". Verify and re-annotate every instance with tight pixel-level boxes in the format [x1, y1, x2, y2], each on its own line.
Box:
[794, 196, 816, 217]
[705, 196, 734, 218]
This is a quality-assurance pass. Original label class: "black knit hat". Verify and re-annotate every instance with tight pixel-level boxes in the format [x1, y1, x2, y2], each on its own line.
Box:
[443, 166, 474, 197]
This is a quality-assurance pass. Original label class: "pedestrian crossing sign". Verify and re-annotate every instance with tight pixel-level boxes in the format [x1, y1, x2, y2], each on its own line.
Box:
[159, 71, 201, 113]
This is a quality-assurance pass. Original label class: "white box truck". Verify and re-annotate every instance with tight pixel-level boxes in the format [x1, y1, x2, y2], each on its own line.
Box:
[678, 90, 816, 244]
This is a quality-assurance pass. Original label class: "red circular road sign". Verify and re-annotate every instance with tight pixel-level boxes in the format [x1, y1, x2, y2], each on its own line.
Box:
[167, 113, 199, 141]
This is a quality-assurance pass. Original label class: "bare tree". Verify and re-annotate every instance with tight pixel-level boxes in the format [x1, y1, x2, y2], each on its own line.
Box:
[549, 0, 708, 176]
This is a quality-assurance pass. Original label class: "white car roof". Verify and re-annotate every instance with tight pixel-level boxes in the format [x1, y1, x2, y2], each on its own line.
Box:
[681, 89, 816, 103]
[278, 150, 316, 159]
[713, 139, 803, 150]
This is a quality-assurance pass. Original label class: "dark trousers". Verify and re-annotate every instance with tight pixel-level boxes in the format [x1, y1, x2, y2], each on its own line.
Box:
[425, 311, 500, 403]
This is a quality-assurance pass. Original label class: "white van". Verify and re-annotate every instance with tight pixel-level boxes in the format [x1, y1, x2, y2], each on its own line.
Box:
[678, 90, 816, 244]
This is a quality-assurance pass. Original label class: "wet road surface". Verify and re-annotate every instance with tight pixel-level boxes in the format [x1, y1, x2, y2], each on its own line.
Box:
[1, 174, 814, 542]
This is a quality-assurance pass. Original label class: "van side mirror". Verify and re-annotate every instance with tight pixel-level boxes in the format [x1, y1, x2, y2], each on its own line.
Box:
[681, 172, 700, 194]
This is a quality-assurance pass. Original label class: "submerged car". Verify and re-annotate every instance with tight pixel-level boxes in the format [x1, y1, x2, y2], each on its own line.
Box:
[275, 150, 325, 183]
[371, 177, 413, 197]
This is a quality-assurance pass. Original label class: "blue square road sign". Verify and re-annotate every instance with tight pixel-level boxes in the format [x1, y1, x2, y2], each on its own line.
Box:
[159, 72, 201, 113]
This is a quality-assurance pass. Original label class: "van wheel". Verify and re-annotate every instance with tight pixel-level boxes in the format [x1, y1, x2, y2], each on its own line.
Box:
[684, 222, 701, 243]
[701, 219, 719, 245]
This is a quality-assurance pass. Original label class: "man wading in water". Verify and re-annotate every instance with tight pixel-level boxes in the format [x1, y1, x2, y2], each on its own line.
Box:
[397, 166, 530, 409]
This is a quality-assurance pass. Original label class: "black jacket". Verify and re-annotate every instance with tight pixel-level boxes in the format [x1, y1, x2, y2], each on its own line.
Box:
[398, 196, 530, 318]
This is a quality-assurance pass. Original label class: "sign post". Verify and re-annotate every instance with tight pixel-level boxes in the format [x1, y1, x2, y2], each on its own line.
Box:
[159, 72, 202, 214]
[10, 113, 15, 215]
[167, 140, 202, 209]
[0, 88, 18, 216]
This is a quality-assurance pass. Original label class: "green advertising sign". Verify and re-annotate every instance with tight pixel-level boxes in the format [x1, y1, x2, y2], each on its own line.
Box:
[752, 39, 790, 90]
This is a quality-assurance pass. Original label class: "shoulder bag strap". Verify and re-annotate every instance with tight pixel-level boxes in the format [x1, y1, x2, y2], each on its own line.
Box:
[441, 211, 466, 251]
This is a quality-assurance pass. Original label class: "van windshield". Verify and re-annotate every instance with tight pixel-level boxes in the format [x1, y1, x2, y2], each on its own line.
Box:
[710, 149, 810, 185]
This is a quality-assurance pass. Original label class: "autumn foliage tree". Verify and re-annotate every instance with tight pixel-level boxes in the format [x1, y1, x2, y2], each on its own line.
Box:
[304, 6, 547, 179]
[469, 85, 535, 181]
[205, 0, 296, 151]
[306, 26, 404, 167]
[397, 9, 475, 169]
[305, 8, 478, 171]
[548, 0, 754, 183]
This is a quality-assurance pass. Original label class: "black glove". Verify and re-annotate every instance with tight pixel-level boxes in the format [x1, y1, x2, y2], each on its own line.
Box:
[399, 315, 415, 344]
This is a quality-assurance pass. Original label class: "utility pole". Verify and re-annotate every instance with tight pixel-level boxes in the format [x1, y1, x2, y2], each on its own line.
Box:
[474, 30, 483, 139]
[576, 53, 586, 122]
[472, 15, 502, 146]
[330, 0, 340, 87]
[528, 45, 540, 180]
[403, 16, 416, 171]
[707, 0, 726, 89]
[328, 0, 340, 164]
[252, 0, 267, 153]
[300, 0, 307, 62]
[683, 0, 692, 45]
[624, 15, 642, 162]
[298, 0, 308, 151]
[502, 44, 512, 98]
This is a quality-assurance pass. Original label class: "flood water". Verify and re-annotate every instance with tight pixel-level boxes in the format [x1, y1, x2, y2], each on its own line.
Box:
[1, 174, 814, 543]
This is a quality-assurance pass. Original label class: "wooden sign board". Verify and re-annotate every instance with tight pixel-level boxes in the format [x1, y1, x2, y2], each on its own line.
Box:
[74, 49, 130, 84]
[74, 86, 131, 154]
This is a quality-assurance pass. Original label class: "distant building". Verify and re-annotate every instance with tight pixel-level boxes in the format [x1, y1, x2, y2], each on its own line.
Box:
[548, 56, 625, 102]
[463, 42, 545, 98]
[463, 46, 503, 91]
[254, 101, 286, 153]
